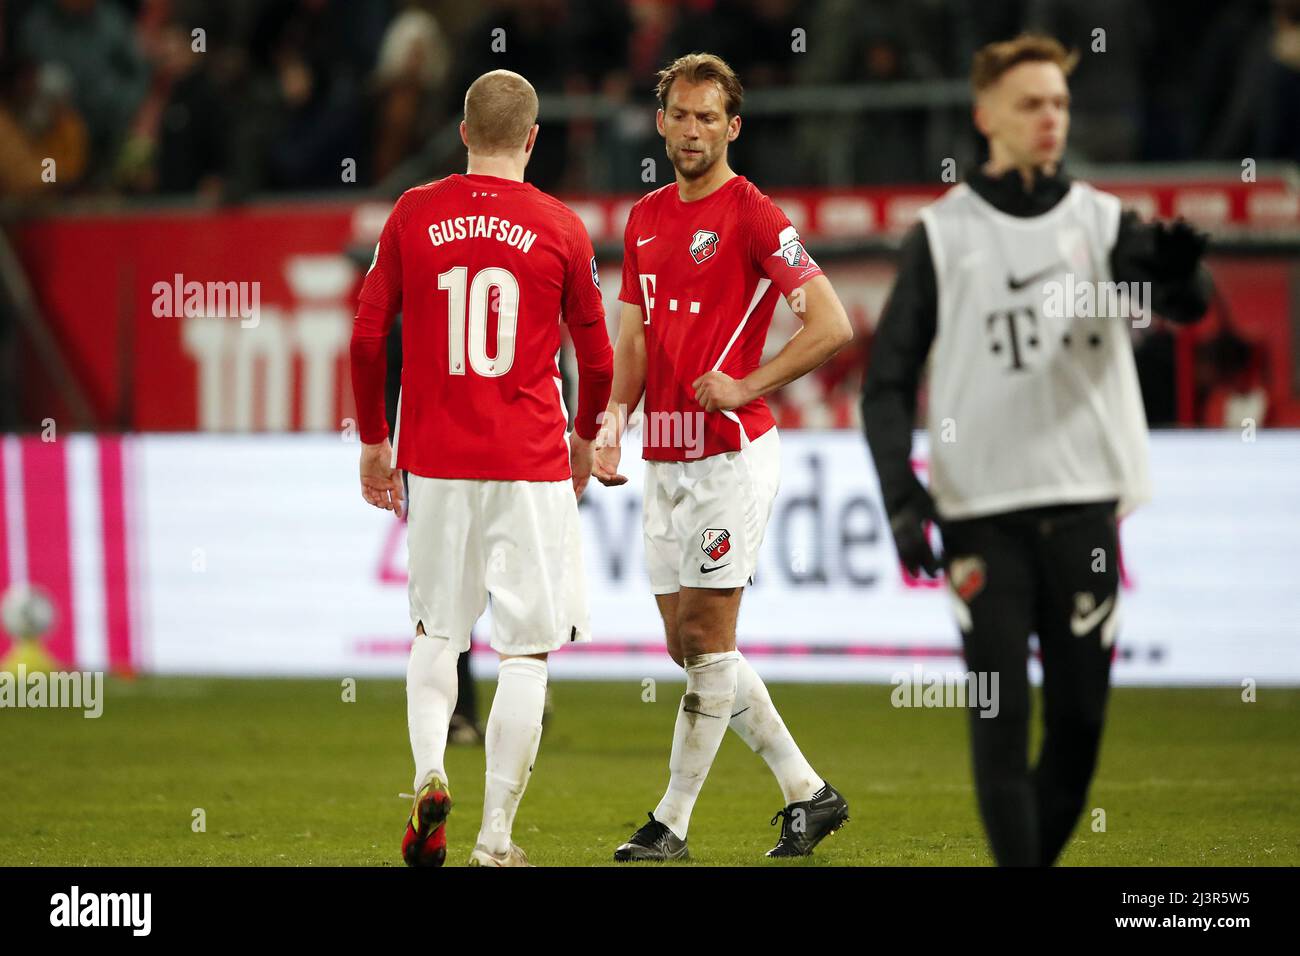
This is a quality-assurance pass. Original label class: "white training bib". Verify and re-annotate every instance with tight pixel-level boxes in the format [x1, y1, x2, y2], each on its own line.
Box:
[920, 181, 1151, 520]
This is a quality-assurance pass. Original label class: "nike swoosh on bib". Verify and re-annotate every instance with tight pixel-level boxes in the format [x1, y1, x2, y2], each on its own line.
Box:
[637, 236, 656, 247]
[1007, 260, 1066, 291]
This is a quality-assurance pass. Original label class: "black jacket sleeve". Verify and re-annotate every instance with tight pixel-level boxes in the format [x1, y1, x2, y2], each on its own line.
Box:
[1110, 211, 1215, 324]
[860, 222, 938, 518]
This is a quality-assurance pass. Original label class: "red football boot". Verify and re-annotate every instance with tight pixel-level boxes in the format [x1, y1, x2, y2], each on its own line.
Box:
[402, 777, 452, 867]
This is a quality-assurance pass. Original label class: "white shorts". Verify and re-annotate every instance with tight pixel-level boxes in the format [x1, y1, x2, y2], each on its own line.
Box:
[405, 474, 590, 656]
[643, 426, 781, 594]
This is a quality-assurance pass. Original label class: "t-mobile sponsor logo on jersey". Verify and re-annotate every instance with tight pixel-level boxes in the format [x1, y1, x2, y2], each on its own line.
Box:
[50, 886, 151, 936]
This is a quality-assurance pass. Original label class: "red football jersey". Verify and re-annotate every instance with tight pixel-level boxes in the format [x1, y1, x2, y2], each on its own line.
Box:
[351, 173, 613, 481]
[618, 175, 822, 461]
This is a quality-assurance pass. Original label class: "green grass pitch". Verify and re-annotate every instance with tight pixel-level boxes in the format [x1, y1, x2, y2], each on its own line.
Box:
[1, 677, 1296, 866]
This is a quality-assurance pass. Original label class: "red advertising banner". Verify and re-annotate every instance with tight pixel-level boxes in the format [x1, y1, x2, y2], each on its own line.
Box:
[15, 201, 366, 431]
[12, 181, 1300, 432]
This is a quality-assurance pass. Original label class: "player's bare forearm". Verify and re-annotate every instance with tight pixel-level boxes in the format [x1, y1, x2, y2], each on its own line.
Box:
[569, 433, 594, 499]
[603, 302, 648, 438]
[743, 276, 853, 400]
[593, 303, 645, 487]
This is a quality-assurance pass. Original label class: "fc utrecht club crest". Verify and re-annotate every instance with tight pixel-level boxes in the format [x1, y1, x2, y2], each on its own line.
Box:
[947, 555, 986, 602]
[780, 238, 812, 268]
[701, 528, 732, 561]
[690, 229, 719, 264]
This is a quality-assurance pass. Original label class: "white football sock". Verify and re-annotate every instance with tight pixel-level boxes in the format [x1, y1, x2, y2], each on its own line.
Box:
[652, 651, 739, 840]
[729, 653, 823, 805]
[407, 632, 459, 792]
[477, 656, 548, 855]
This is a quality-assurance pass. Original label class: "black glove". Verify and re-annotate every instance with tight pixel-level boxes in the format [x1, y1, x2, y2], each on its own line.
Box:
[1147, 219, 1209, 280]
[888, 490, 942, 578]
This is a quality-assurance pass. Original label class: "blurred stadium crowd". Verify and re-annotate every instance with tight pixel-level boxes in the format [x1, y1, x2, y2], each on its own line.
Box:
[0, 0, 1296, 437]
[2, 0, 1299, 201]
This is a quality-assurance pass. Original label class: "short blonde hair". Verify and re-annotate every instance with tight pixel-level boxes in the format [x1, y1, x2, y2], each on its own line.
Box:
[971, 33, 1078, 94]
[463, 69, 538, 153]
[655, 52, 743, 117]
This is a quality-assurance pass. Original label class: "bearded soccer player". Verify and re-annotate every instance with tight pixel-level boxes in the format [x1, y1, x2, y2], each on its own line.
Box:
[594, 53, 855, 861]
[350, 70, 613, 868]
[861, 35, 1212, 866]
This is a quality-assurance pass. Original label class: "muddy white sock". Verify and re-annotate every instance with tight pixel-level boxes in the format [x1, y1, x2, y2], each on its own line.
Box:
[729, 653, 822, 805]
[652, 651, 739, 840]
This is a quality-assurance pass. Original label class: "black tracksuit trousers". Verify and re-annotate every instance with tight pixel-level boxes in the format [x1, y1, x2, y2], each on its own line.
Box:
[940, 499, 1120, 866]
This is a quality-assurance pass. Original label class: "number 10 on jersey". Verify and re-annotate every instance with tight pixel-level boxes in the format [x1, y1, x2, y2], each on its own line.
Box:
[438, 266, 519, 377]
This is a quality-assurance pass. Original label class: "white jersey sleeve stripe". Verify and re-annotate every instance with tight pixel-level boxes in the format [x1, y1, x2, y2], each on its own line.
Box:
[711, 277, 772, 372]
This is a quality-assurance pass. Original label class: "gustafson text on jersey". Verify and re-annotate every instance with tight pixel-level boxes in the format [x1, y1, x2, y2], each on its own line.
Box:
[427, 216, 539, 254]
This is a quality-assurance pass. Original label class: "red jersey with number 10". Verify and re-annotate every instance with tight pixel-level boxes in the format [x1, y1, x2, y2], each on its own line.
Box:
[618, 175, 822, 461]
[351, 173, 612, 481]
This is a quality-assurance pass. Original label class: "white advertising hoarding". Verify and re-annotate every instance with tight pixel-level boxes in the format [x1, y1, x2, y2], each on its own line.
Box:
[121, 430, 1300, 686]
